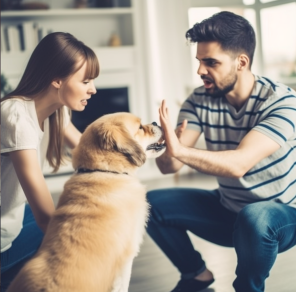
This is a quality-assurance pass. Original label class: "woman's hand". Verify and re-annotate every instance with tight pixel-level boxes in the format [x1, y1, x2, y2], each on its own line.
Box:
[159, 100, 187, 158]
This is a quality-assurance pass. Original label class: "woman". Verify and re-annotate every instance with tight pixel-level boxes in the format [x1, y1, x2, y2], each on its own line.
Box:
[1, 32, 100, 290]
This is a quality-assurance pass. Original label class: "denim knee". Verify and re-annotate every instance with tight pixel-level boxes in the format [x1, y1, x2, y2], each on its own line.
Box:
[146, 190, 163, 223]
[234, 201, 278, 239]
[146, 189, 159, 206]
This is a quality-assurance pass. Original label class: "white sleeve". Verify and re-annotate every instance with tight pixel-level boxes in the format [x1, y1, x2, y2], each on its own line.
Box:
[1, 100, 39, 154]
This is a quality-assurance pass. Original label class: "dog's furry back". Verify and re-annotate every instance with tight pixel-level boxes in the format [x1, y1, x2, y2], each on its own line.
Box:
[6, 113, 162, 292]
[7, 172, 148, 292]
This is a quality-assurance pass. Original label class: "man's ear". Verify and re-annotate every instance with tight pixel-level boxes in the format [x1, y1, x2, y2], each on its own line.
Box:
[52, 79, 62, 89]
[237, 54, 249, 70]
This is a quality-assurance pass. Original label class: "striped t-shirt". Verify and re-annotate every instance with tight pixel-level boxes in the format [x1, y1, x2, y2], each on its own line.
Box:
[177, 75, 296, 213]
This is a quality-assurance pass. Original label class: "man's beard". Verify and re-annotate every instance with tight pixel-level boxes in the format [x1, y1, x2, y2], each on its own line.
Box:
[202, 69, 237, 98]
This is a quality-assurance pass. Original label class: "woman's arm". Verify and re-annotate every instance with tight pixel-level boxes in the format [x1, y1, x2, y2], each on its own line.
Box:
[63, 121, 82, 149]
[9, 149, 55, 233]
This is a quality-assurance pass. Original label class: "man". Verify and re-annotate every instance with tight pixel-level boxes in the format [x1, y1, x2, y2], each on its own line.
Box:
[147, 11, 296, 292]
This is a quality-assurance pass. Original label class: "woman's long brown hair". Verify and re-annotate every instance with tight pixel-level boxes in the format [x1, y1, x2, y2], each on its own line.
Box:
[1, 32, 100, 172]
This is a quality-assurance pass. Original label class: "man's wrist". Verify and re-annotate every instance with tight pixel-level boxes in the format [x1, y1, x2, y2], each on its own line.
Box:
[171, 143, 186, 160]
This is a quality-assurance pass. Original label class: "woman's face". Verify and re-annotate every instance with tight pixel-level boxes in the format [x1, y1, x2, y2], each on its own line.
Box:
[58, 61, 97, 111]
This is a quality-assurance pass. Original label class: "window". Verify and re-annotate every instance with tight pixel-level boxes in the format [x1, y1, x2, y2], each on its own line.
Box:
[260, 2, 296, 83]
[243, 0, 255, 4]
[260, 0, 277, 3]
[188, 0, 296, 87]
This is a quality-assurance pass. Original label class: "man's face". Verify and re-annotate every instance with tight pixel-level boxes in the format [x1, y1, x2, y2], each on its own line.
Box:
[196, 41, 238, 98]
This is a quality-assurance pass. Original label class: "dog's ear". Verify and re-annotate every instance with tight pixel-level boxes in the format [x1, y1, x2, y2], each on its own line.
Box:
[94, 123, 146, 167]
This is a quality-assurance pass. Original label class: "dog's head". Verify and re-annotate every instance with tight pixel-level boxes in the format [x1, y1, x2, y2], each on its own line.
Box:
[72, 112, 166, 172]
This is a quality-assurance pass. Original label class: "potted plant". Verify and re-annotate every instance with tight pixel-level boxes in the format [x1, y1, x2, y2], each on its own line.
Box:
[1, 73, 12, 98]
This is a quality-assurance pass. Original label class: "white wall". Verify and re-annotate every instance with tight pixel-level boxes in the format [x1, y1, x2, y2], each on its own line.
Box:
[136, 0, 193, 125]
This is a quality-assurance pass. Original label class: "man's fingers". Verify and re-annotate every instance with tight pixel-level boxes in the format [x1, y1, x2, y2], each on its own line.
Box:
[181, 119, 188, 130]
[177, 120, 187, 132]
[174, 119, 187, 139]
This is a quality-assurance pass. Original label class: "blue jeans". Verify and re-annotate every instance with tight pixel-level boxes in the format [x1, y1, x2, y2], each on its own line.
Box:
[1, 204, 44, 291]
[146, 188, 296, 292]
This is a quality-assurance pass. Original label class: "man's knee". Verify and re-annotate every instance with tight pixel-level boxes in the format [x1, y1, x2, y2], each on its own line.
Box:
[146, 190, 159, 206]
[146, 190, 167, 224]
[147, 189, 174, 211]
[234, 201, 277, 236]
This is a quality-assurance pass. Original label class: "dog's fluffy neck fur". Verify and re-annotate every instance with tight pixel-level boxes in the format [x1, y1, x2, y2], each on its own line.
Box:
[72, 147, 139, 177]
[71, 119, 147, 177]
[77, 167, 128, 176]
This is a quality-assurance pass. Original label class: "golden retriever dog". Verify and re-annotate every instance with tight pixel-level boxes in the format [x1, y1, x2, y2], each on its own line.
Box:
[7, 112, 166, 292]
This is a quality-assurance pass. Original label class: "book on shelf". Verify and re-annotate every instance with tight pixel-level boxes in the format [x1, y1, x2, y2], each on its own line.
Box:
[37, 27, 45, 43]
[6, 25, 22, 52]
[22, 21, 39, 51]
[1, 25, 8, 52]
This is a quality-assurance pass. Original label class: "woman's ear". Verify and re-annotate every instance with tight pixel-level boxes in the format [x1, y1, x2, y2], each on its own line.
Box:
[52, 79, 62, 89]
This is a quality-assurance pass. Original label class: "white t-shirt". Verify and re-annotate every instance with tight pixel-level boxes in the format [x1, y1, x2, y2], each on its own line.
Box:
[1, 98, 70, 252]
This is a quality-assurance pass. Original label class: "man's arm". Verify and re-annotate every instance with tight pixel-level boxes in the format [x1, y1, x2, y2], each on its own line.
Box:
[159, 100, 280, 178]
[175, 130, 280, 177]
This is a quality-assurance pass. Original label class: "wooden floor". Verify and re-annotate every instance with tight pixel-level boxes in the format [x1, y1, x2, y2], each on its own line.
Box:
[51, 171, 296, 292]
[128, 172, 296, 292]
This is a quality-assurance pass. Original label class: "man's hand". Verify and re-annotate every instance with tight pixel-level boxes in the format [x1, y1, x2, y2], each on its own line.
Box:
[175, 119, 188, 142]
[159, 100, 186, 157]
[156, 100, 200, 174]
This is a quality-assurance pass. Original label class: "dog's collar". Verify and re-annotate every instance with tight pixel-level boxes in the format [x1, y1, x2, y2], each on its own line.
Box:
[76, 168, 128, 175]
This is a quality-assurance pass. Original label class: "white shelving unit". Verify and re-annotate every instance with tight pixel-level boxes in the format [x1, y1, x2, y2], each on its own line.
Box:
[0, 0, 142, 111]
[1, 0, 157, 182]
[1, 0, 136, 75]
[1, 8, 134, 17]
[1, 7, 136, 63]
[1, 5, 141, 121]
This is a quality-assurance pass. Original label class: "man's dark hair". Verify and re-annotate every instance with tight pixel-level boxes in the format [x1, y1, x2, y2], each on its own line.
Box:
[186, 11, 256, 67]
